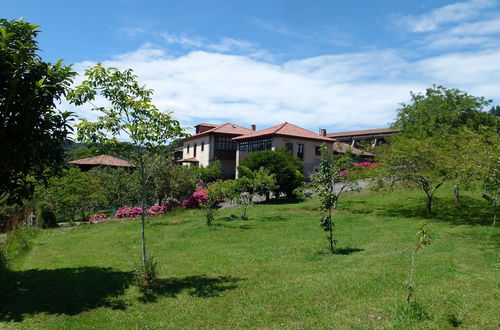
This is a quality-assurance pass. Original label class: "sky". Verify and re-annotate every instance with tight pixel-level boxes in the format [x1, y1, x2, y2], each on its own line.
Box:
[3, 0, 500, 133]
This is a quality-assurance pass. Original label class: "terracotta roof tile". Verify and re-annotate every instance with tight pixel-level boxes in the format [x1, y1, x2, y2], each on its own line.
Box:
[183, 122, 254, 142]
[233, 122, 335, 142]
[69, 155, 135, 167]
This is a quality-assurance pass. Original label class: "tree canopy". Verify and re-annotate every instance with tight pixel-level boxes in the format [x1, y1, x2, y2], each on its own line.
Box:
[0, 19, 75, 202]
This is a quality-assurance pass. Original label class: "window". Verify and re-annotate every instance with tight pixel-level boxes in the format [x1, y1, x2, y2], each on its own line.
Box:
[193, 143, 197, 157]
[285, 142, 293, 153]
[215, 136, 237, 151]
[201, 142, 205, 151]
[239, 139, 272, 152]
[187, 144, 190, 153]
[315, 146, 321, 156]
[297, 144, 304, 160]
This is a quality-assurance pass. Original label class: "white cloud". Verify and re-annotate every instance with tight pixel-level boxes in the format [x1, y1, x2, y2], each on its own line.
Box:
[70, 43, 500, 133]
[395, 0, 496, 32]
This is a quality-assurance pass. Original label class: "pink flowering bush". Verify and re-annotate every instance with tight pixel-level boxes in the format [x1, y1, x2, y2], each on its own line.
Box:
[355, 162, 376, 167]
[146, 205, 167, 216]
[114, 206, 143, 219]
[89, 213, 107, 223]
[182, 188, 208, 209]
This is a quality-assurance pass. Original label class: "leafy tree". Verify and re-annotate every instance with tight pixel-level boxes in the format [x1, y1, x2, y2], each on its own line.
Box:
[312, 147, 356, 253]
[388, 85, 498, 210]
[147, 153, 198, 204]
[197, 160, 223, 184]
[35, 167, 105, 222]
[89, 167, 141, 208]
[0, 19, 75, 202]
[67, 64, 185, 265]
[377, 136, 454, 215]
[482, 157, 499, 226]
[240, 149, 303, 198]
[393, 85, 494, 138]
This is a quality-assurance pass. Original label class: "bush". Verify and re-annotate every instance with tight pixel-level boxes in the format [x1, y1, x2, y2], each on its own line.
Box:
[135, 255, 158, 288]
[89, 213, 107, 223]
[182, 188, 208, 209]
[114, 206, 143, 219]
[197, 160, 223, 184]
[36, 202, 58, 228]
[240, 149, 303, 197]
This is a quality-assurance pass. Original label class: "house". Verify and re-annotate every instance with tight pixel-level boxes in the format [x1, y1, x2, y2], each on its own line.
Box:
[327, 127, 399, 148]
[69, 155, 135, 171]
[179, 123, 255, 178]
[233, 122, 335, 177]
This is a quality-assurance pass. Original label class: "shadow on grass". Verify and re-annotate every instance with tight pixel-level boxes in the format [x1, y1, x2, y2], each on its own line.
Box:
[0, 266, 133, 322]
[259, 198, 303, 205]
[259, 215, 287, 222]
[139, 275, 242, 303]
[380, 195, 494, 226]
[315, 247, 365, 256]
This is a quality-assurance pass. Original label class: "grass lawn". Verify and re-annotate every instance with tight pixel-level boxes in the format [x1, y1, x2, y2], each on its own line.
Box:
[1, 186, 498, 329]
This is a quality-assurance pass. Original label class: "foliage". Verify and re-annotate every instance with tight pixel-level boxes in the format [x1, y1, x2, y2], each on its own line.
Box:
[88, 213, 107, 223]
[89, 166, 141, 208]
[35, 202, 58, 228]
[240, 149, 303, 197]
[312, 147, 356, 253]
[406, 223, 431, 304]
[482, 157, 499, 225]
[489, 105, 500, 117]
[197, 160, 223, 184]
[65, 145, 104, 163]
[203, 181, 228, 226]
[67, 64, 185, 265]
[35, 167, 105, 222]
[146, 154, 198, 204]
[182, 188, 209, 209]
[393, 85, 495, 138]
[134, 254, 158, 289]
[376, 135, 455, 215]
[0, 19, 76, 202]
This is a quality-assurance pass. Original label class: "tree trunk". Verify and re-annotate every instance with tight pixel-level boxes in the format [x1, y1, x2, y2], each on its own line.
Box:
[328, 208, 334, 254]
[454, 185, 460, 206]
[426, 194, 433, 215]
[406, 249, 417, 304]
[140, 162, 147, 265]
[493, 213, 497, 226]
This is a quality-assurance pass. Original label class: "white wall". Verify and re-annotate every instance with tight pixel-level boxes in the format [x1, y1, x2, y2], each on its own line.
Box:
[182, 136, 211, 167]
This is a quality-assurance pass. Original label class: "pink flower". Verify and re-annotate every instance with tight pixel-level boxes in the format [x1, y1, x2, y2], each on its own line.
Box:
[89, 213, 107, 223]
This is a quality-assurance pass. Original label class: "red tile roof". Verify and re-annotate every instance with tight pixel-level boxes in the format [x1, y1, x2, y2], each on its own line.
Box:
[327, 127, 399, 138]
[183, 122, 254, 142]
[233, 122, 335, 142]
[69, 155, 135, 167]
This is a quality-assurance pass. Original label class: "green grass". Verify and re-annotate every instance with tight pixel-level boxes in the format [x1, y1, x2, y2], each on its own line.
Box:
[1, 187, 498, 329]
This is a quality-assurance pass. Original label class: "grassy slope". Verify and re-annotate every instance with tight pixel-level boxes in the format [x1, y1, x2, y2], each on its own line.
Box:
[1, 187, 498, 329]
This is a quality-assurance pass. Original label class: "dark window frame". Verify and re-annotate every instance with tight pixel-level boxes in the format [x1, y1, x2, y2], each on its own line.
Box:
[239, 138, 272, 152]
[297, 144, 304, 160]
[315, 146, 321, 156]
[193, 143, 197, 157]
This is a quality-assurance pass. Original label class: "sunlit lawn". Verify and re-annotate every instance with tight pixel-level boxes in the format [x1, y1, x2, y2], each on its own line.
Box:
[1, 186, 498, 329]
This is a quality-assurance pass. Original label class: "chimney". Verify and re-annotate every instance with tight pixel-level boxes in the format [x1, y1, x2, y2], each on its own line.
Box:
[251, 124, 256, 131]
[320, 128, 327, 136]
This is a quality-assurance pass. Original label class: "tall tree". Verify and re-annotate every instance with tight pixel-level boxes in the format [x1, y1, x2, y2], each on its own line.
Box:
[0, 19, 75, 202]
[67, 64, 185, 265]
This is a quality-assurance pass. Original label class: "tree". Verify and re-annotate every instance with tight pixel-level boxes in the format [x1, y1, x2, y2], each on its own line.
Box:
[312, 147, 356, 253]
[240, 149, 303, 198]
[489, 105, 500, 117]
[377, 136, 454, 215]
[35, 167, 105, 222]
[203, 181, 227, 226]
[389, 85, 498, 210]
[0, 19, 76, 202]
[405, 223, 431, 304]
[393, 85, 494, 139]
[89, 166, 141, 208]
[67, 64, 185, 266]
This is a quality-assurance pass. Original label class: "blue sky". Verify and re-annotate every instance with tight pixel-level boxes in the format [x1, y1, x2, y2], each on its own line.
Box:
[3, 0, 500, 132]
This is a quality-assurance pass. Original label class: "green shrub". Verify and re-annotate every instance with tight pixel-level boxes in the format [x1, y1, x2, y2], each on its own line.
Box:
[2, 229, 37, 264]
[240, 149, 303, 197]
[134, 255, 158, 289]
[36, 202, 58, 228]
